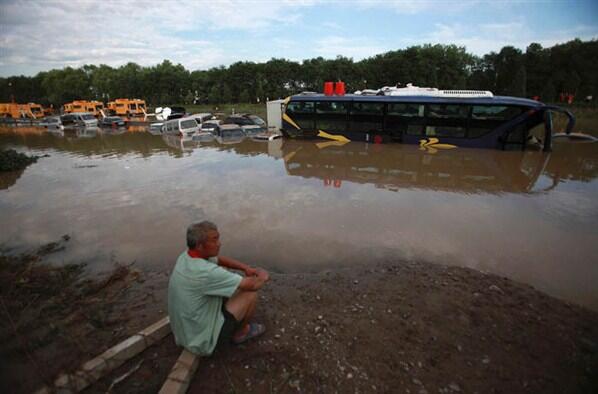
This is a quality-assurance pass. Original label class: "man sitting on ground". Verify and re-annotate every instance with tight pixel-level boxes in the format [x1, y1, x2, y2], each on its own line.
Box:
[168, 221, 269, 356]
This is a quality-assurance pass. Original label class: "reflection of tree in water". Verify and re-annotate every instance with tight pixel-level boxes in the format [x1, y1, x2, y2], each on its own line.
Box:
[0, 169, 24, 190]
[543, 142, 598, 185]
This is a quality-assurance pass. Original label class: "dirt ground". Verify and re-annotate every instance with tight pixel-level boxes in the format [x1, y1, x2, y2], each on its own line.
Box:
[1, 245, 597, 394]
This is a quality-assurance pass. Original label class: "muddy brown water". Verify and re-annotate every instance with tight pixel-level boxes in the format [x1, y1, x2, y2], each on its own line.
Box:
[1, 127, 597, 311]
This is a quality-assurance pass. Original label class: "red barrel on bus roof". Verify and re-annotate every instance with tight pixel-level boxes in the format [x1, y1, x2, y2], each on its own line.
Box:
[324, 82, 334, 96]
[335, 81, 346, 96]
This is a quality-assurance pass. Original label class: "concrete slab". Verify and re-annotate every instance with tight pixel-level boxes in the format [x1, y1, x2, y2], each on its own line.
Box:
[158, 349, 200, 394]
[34, 316, 171, 394]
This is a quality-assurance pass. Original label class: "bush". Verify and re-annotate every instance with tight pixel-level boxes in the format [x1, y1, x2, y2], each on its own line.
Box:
[0, 149, 38, 171]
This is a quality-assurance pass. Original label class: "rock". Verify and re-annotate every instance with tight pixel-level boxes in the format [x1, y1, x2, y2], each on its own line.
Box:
[489, 285, 503, 293]
[412, 378, 422, 385]
[449, 382, 461, 391]
[347, 373, 353, 379]
[482, 356, 490, 364]
[353, 280, 359, 285]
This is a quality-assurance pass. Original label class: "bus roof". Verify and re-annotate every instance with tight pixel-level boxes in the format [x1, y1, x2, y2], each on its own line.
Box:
[289, 93, 543, 107]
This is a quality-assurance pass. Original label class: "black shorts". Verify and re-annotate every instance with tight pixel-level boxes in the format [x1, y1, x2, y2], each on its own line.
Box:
[216, 300, 241, 348]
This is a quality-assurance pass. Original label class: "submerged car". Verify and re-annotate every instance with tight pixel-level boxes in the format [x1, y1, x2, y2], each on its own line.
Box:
[39, 116, 64, 130]
[223, 114, 267, 128]
[215, 124, 246, 144]
[189, 113, 215, 126]
[60, 112, 98, 128]
[192, 132, 215, 142]
[99, 116, 126, 128]
[166, 106, 187, 120]
[200, 119, 221, 134]
[162, 116, 200, 137]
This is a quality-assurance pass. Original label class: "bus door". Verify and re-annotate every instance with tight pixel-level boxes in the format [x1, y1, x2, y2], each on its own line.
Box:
[314, 100, 349, 139]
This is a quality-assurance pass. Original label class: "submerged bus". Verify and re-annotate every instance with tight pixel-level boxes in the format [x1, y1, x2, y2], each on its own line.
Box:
[281, 84, 575, 151]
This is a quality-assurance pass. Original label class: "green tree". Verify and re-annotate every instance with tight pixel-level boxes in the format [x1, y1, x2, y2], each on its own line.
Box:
[221, 84, 232, 103]
[238, 89, 250, 103]
[208, 84, 221, 104]
[541, 79, 556, 102]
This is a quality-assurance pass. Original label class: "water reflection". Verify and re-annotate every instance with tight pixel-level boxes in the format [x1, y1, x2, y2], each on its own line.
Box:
[0, 169, 24, 190]
[280, 140, 551, 194]
[1, 127, 597, 310]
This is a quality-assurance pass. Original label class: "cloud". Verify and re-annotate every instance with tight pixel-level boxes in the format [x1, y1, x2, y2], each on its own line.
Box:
[315, 36, 389, 60]
[354, 0, 481, 15]
[0, 0, 314, 76]
[409, 22, 598, 55]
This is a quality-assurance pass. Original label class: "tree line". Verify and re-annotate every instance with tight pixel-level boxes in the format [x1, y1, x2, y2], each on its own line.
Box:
[0, 39, 596, 107]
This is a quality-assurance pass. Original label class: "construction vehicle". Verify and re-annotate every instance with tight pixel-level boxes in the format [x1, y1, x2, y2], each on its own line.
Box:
[0, 102, 46, 118]
[63, 100, 105, 116]
[107, 98, 146, 117]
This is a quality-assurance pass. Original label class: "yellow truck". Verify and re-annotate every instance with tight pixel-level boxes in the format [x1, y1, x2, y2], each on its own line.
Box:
[107, 98, 146, 117]
[62, 100, 105, 116]
[0, 102, 46, 118]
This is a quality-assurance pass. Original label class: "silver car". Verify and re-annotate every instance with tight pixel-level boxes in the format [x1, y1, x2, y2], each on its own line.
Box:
[61, 112, 98, 128]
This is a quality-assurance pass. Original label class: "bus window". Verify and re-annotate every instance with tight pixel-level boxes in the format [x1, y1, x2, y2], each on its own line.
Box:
[427, 104, 469, 119]
[425, 126, 466, 138]
[350, 102, 384, 133]
[469, 106, 523, 138]
[315, 101, 348, 132]
[471, 106, 521, 120]
[425, 104, 469, 138]
[387, 103, 425, 138]
[286, 101, 314, 130]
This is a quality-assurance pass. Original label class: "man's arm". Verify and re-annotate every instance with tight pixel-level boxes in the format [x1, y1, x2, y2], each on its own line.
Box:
[218, 255, 256, 276]
[238, 269, 269, 291]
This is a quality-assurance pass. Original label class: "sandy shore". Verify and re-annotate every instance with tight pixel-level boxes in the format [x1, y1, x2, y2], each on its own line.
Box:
[1, 250, 597, 393]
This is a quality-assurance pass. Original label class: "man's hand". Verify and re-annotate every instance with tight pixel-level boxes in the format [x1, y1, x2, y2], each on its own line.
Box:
[238, 268, 270, 291]
[256, 268, 270, 282]
[245, 267, 258, 277]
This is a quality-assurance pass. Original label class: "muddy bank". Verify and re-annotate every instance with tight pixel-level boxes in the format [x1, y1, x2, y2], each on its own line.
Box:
[81, 261, 598, 394]
[1, 238, 596, 393]
[0, 238, 167, 394]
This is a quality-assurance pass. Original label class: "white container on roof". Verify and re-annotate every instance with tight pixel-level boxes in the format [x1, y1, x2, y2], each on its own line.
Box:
[355, 83, 493, 98]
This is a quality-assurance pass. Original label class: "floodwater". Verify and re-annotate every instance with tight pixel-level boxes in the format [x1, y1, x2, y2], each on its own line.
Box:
[1, 127, 597, 310]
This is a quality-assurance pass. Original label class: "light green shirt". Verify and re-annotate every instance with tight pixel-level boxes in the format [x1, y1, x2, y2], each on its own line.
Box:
[168, 252, 242, 355]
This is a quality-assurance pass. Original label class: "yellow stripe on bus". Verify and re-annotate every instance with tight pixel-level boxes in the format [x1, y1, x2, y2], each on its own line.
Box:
[317, 130, 350, 143]
[282, 113, 301, 130]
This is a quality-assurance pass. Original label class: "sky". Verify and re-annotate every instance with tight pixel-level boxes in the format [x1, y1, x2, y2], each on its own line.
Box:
[0, 0, 597, 77]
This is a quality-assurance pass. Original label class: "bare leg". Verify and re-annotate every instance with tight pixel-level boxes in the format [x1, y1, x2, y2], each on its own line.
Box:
[225, 290, 257, 325]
